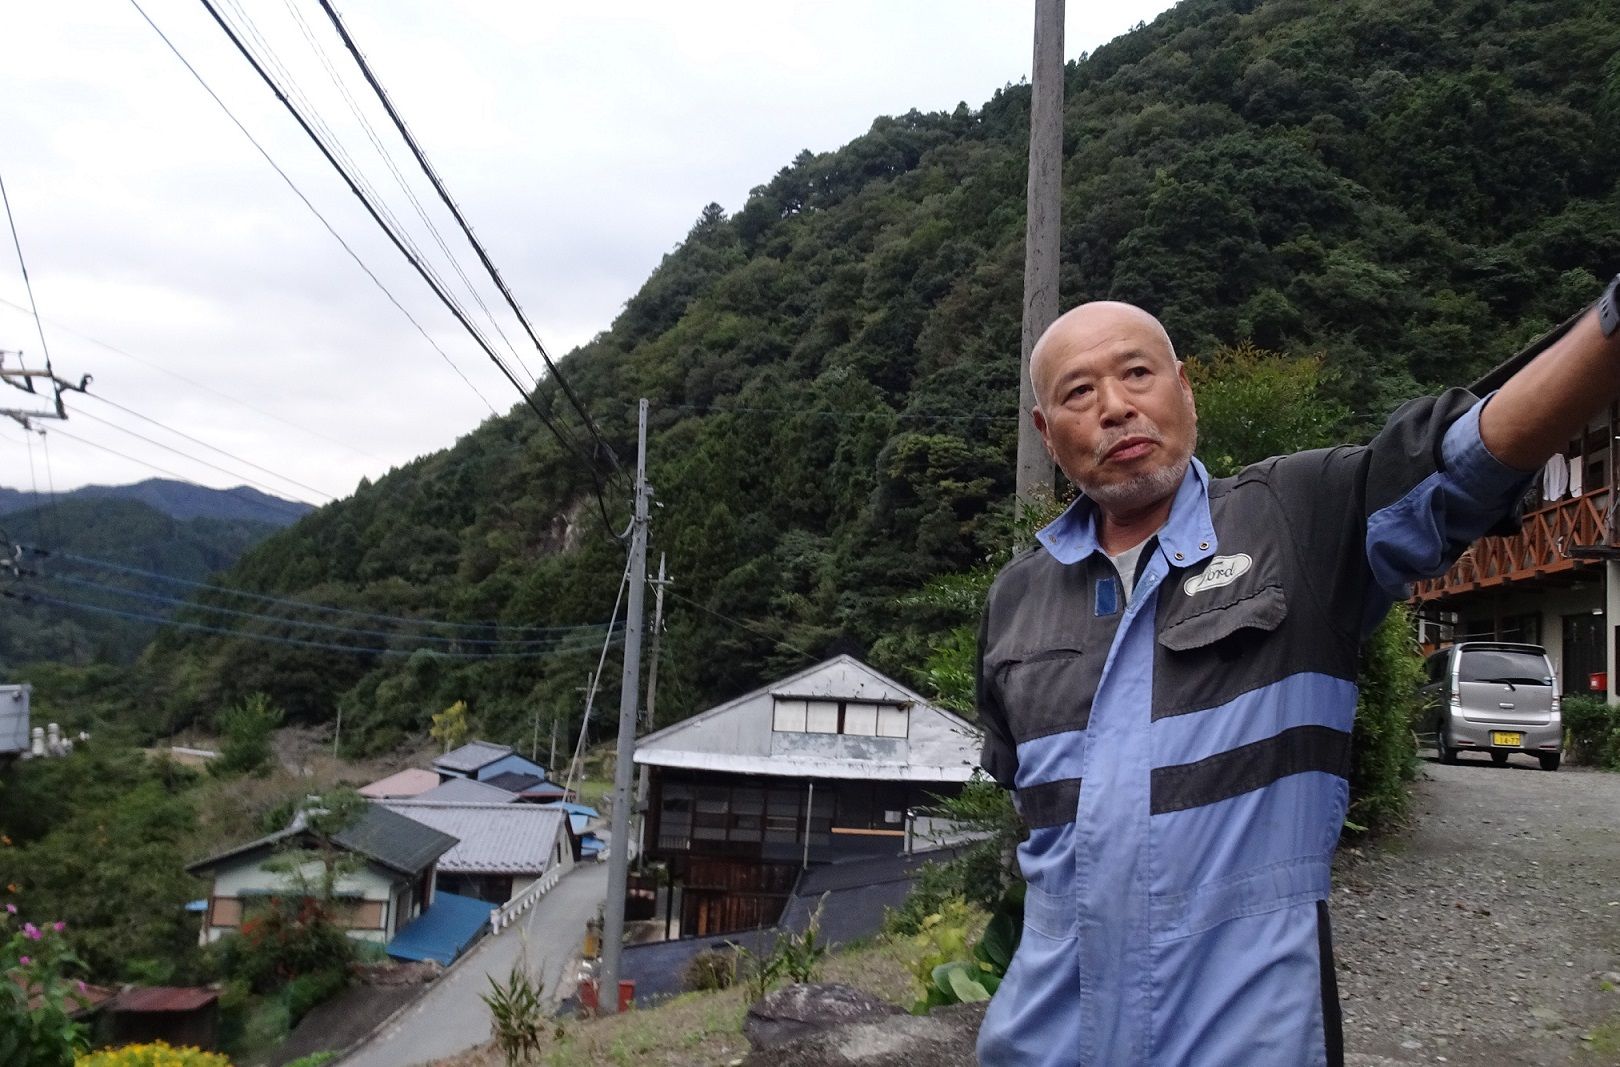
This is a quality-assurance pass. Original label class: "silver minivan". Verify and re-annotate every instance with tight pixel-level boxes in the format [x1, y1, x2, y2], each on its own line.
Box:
[1419, 642, 1562, 771]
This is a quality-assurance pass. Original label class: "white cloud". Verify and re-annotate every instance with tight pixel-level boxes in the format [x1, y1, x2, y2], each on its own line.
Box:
[1, 0, 1180, 498]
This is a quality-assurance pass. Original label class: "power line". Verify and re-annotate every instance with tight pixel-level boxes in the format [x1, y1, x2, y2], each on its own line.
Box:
[213, 0, 511, 397]
[0, 163, 54, 372]
[4, 586, 620, 660]
[0, 295, 387, 464]
[127, 0, 500, 419]
[191, 0, 619, 533]
[72, 406, 323, 508]
[315, 0, 613, 468]
[603, 399, 1020, 424]
[80, 391, 337, 502]
[280, 0, 537, 390]
[24, 543, 600, 633]
[38, 570, 615, 648]
[665, 588, 820, 664]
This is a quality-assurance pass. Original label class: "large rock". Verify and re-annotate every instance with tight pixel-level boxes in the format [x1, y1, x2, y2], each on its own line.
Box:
[743, 982, 906, 1050]
[743, 999, 986, 1066]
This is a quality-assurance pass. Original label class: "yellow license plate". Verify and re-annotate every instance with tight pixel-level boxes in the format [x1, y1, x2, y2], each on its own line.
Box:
[1491, 731, 1523, 747]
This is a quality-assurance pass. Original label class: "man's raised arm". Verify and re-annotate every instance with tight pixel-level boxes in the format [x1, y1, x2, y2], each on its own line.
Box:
[1479, 274, 1620, 469]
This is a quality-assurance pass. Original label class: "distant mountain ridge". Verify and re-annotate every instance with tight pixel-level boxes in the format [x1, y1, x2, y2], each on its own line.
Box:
[0, 479, 312, 528]
[0, 496, 289, 668]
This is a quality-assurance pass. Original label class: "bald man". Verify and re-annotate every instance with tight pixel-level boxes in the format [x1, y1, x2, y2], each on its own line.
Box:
[974, 285, 1620, 1066]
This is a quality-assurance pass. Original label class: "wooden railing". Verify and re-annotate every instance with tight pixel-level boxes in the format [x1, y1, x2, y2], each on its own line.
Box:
[1411, 490, 1614, 602]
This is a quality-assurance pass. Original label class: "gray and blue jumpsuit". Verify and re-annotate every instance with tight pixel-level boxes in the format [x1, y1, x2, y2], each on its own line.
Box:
[975, 390, 1532, 1066]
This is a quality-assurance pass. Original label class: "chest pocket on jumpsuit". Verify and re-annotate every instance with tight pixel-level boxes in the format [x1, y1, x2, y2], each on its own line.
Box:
[1148, 582, 1351, 943]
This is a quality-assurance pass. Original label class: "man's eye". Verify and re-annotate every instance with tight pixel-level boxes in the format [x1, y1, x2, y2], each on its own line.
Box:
[1069, 384, 1093, 400]
[1125, 366, 1150, 379]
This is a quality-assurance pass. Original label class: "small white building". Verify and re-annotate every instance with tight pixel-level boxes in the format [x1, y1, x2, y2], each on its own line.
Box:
[0, 684, 29, 757]
[186, 804, 457, 946]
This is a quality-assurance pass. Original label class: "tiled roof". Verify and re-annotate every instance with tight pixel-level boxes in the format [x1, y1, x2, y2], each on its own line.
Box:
[380, 802, 569, 875]
[188, 803, 457, 878]
[336, 804, 459, 876]
[358, 768, 441, 799]
[483, 771, 543, 792]
[432, 740, 513, 773]
[414, 777, 518, 805]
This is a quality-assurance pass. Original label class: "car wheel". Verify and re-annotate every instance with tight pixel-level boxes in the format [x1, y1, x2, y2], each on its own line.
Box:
[1539, 753, 1561, 772]
[1437, 730, 1458, 765]
[1491, 750, 1509, 766]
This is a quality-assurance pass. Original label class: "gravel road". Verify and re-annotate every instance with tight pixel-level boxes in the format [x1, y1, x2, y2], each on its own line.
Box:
[1334, 756, 1620, 1066]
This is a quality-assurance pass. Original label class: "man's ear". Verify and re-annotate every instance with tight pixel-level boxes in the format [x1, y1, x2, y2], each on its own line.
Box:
[1032, 405, 1057, 461]
[1176, 361, 1197, 421]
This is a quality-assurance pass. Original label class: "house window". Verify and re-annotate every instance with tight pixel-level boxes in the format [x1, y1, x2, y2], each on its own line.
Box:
[343, 900, 386, 930]
[843, 704, 878, 736]
[772, 698, 910, 738]
[208, 896, 242, 928]
[805, 701, 840, 733]
[772, 699, 807, 732]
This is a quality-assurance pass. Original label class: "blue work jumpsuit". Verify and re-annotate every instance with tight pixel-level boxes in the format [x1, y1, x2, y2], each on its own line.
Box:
[975, 391, 1532, 1066]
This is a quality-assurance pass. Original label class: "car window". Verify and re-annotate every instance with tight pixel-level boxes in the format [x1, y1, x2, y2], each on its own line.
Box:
[1458, 650, 1551, 685]
[1424, 654, 1448, 684]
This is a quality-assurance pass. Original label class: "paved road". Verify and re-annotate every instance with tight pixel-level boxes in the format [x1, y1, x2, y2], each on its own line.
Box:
[1334, 755, 1620, 1066]
[340, 862, 608, 1067]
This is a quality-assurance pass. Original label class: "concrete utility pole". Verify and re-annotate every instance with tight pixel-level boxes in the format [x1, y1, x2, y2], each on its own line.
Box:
[634, 554, 671, 868]
[600, 399, 651, 1012]
[1016, 0, 1065, 511]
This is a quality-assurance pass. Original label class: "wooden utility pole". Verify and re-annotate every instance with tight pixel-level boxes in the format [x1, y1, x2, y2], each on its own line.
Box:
[600, 399, 651, 1013]
[1016, 0, 1065, 510]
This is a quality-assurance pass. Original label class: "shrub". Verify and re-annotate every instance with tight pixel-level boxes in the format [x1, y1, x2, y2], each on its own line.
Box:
[210, 694, 283, 779]
[75, 1042, 231, 1066]
[732, 895, 829, 1002]
[281, 967, 346, 1026]
[1563, 694, 1620, 768]
[902, 887, 1021, 1015]
[885, 772, 1023, 937]
[220, 896, 353, 993]
[682, 948, 738, 992]
[481, 962, 545, 1067]
[281, 1055, 338, 1067]
[1, 908, 90, 1067]
[1347, 605, 1424, 835]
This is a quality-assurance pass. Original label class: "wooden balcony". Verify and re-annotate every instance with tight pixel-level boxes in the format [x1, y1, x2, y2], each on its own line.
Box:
[1411, 489, 1614, 603]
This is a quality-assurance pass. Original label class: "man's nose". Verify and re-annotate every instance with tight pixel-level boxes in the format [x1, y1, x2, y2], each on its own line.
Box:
[1096, 380, 1136, 426]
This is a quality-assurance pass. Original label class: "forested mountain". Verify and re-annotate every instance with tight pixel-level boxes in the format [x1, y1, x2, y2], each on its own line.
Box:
[0, 498, 280, 667]
[79, 0, 1620, 749]
[0, 478, 311, 526]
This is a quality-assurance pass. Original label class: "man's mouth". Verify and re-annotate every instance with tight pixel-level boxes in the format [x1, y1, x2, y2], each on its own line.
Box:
[1102, 435, 1157, 463]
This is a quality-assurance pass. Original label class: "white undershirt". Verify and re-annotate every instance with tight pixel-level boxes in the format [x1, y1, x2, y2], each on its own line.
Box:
[1106, 540, 1149, 604]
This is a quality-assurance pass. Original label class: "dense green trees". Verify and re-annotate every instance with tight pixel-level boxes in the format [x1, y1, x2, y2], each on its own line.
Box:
[29, 0, 1617, 756]
[0, 743, 204, 983]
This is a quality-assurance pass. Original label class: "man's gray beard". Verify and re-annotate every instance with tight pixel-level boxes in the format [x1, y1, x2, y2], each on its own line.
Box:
[1083, 451, 1191, 512]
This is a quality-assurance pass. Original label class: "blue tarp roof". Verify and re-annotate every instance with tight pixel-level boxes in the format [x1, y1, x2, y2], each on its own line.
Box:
[386, 890, 490, 965]
[541, 801, 598, 835]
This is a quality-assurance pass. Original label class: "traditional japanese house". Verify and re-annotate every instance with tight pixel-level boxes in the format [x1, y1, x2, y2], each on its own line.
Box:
[634, 655, 982, 937]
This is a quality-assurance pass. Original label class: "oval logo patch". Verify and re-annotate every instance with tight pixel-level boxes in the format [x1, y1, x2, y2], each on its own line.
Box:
[1184, 553, 1252, 596]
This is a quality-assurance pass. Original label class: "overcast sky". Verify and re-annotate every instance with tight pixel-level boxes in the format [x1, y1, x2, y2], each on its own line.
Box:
[1, 1, 1179, 504]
